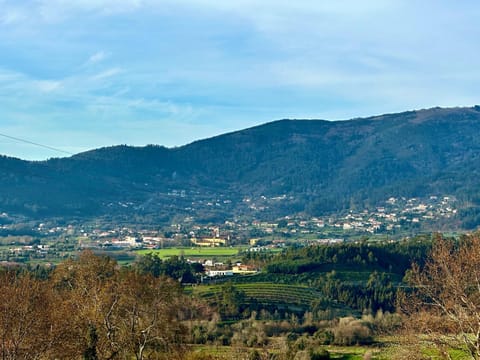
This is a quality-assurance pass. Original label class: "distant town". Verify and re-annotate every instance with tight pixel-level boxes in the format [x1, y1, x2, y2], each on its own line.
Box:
[0, 195, 458, 265]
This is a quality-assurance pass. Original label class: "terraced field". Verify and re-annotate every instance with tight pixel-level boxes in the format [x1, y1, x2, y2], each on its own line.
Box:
[191, 282, 323, 309]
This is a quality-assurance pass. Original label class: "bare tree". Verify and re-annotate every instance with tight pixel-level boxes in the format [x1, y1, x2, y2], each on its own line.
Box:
[0, 271, 73, 359]
[116, 271, 187, 360]
[51, 250, 121, 359]
[51, 251, 188, 359]
[401, 234, 480, 359]
[0, 252, 190, 359]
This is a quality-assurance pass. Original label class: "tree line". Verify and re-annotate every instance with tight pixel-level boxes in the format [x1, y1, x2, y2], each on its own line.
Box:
[0, 251, 192, 360]
[2, 233, 480, 359]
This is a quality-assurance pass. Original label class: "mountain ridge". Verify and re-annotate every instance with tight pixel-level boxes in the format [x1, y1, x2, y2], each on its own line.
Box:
[2, 106, 480, 227]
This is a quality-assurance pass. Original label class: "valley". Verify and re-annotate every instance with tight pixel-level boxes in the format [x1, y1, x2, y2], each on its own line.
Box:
[1, 107, 479, 359]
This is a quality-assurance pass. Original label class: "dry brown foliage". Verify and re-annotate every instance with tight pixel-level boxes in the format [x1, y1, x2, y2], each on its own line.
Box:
[0, 251, 190, 359]
[400, 233, 480, 359]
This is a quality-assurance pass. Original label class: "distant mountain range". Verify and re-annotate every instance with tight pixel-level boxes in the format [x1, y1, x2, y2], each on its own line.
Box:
[2, 106, 480, 228]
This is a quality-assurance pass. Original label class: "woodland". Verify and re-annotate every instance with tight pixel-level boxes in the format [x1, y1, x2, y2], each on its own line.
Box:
[1, 233, 480, 359]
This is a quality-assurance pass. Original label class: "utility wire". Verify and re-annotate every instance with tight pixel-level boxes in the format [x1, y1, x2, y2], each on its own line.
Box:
[0, 132, 74, 156]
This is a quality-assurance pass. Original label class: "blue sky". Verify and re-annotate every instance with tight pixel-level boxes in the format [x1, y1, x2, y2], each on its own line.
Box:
[0, 0, 479, 160]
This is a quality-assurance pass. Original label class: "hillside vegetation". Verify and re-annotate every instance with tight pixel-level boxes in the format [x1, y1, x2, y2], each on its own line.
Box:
[2, 106, 480, 227]
[2, 233, 480, 359]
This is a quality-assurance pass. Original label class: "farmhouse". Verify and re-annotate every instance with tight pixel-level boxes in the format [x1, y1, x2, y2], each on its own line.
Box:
[206, 270, 234, 277]
[191, 237, 227, 247]
[232, 265, 258, 275]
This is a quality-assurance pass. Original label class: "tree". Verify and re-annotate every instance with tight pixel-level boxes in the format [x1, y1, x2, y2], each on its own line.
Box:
[0, 271, 73, 359]
[51, 251, 189, 359]
[135, 254, 200, 283]
[0, 252, 192, 359]
[401, 234, 480, 359]
[51, 250, 121, 359]
[218, 283, 246, 319]
[115, 270, 188, 360]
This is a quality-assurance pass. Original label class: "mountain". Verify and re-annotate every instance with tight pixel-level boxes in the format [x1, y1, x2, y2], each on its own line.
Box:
[2, 106, 480, 227]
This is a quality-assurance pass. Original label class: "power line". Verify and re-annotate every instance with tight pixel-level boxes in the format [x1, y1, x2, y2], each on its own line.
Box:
[0, 132, 74, 156]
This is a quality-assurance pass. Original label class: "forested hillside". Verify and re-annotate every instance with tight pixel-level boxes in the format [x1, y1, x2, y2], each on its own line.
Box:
[1, 106, 480, 226]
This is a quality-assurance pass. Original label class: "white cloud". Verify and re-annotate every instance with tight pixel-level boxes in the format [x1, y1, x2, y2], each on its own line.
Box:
[85, 51, 109, 66]
[35, 80, 62, 93]
[0, 7, 27, 25]
[91, 67, 122, 81]
[36, 0, 144, 21]
[0, 0, 479, 160]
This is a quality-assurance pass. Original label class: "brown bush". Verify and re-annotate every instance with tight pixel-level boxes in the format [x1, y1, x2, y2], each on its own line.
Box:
[332, 317, 373, 346]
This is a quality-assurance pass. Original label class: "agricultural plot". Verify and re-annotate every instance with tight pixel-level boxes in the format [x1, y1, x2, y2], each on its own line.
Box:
[189, 344, 387, 359]
[136, 246, 246, 259]
[192, 282, 323, 309]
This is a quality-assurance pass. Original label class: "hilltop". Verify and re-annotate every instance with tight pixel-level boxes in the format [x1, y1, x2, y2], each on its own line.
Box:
[1, 106, 480, 227]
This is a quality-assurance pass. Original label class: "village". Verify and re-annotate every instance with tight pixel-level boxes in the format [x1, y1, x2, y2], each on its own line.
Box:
[0, 194, 458, 265]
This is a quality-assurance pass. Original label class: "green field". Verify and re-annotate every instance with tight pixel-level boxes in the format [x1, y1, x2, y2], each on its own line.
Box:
[135, 246, 247, 259]
[189, 339, 474, 359]
[190, 344, 390, 359]
[191, 282, 336, 312]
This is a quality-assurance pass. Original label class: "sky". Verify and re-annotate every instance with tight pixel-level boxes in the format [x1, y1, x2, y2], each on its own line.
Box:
[0, 0, 479, 160]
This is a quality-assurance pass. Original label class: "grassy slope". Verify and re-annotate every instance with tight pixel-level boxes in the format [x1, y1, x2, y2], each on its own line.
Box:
[136, 246, 247, 259]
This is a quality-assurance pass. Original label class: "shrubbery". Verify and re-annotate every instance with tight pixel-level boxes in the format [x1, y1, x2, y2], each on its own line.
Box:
[331, 317, 373, 346]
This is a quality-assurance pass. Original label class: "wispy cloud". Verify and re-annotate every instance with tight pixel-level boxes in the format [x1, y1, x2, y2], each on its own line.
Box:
[36, 0, 144, 22]
[0, 0, 479, 159]
[34, 80, 62, 93]
[0, 7, 27, 25]
[84, 51, 109, 66]
[90, 67, 122, 81]
[0, 62, 204, 159]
